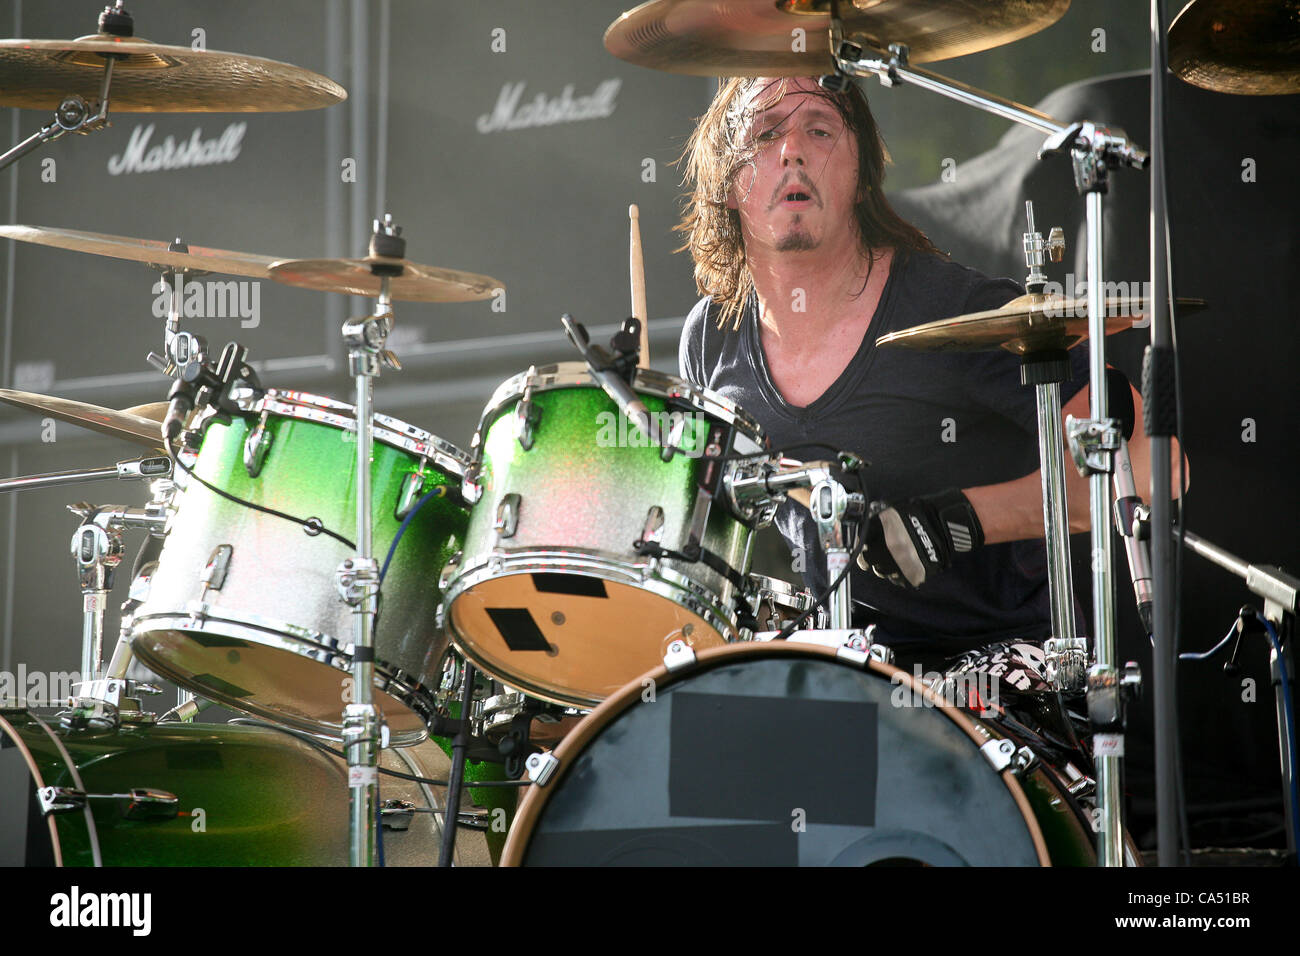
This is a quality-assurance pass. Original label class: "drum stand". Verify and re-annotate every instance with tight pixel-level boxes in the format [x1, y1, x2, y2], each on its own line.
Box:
[826, 19, 1148, 864]
[338, 215, 404, 867]
[1178, 532, 1299, 856]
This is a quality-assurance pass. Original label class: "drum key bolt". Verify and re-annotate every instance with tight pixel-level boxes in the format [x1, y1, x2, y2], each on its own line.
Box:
[663, 639, 697, 672]
[525, 751, 559, 786]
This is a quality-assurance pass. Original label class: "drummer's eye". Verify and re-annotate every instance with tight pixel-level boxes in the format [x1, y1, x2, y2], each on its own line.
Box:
[755, 127, 780, 142]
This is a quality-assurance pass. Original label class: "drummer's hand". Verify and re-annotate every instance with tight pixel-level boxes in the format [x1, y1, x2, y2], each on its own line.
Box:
[856, 489, 984, 588]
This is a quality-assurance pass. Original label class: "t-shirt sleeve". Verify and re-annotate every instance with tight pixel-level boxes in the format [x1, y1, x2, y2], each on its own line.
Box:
[678, 295, 713, 387]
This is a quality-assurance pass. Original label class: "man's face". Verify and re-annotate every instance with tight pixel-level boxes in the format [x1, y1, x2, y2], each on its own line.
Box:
[726, 77, 860, 255]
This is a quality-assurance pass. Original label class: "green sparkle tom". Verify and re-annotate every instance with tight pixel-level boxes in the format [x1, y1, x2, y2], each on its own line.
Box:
[130, 389, 470, 745]
[440, 362, 772, 708]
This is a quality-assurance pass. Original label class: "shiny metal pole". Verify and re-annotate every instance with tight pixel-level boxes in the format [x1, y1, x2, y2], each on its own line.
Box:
[340, 272, 390, 868]
[1083, 191, 1124, 867]
[1034, 381, 1078, 647]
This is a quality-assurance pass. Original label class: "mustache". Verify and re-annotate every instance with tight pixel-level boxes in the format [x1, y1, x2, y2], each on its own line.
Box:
[769, 175, 821, 209]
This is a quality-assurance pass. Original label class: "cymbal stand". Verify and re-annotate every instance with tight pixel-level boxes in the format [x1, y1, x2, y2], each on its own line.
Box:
[1016, 202, 1086, 691]
[62, 499, 168, 729]
[338, 214, 403, 867]
[145, 242, 210, 381]
[0, 2, 130, 172]
[827, 15, 1149, 864]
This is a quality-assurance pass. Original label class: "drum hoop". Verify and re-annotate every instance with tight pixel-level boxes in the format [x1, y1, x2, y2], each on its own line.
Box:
[472, 362, 768, 451]
[0, 710, 64, 866]
[243, 388, 473, 476]
[500, 641, 1052, 867]
[129, 611, 435, 746]
[442, 555, 744, 708]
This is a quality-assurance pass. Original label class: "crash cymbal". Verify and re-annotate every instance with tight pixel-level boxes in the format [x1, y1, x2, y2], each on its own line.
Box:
[268, 256, 502, 303]
[604, 0, 1071, 76]
[876, 294, 1207, 355]
[1169, 0, 1300, 96]
[0, 389, 162, 449]
[0, 34, 346, 111]
[0, 225, 278, 278]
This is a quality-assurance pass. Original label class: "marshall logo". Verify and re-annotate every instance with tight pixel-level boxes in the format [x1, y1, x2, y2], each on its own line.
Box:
[477, 79, 621, 134]
[107, 121, 246, 176]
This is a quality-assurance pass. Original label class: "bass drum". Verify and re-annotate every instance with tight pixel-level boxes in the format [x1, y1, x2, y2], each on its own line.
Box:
[0, 707, 497, 867]
[502, 643, 1109, 866]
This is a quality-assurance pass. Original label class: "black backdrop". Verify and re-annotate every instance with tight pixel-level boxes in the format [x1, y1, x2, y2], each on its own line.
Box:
[1, 1, 1296, 853]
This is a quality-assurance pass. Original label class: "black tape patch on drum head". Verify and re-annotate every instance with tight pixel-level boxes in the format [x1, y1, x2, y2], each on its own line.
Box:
[485, 607, 553, 652]
[668, 692, 878, 826]
[524, 822, 797, 866]
[530, 573, 607, 598]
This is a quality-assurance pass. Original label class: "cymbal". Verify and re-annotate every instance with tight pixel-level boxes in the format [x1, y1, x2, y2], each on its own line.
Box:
[1169, 0, 1300, 96]
[875, 294, 1207, 355]
[121, 402, 168, 422]
[0, 225, 278, 278]
[0, 35, 346, 112]
[268, 256, 503, 303]
[604, 0, 1071, 76]
[0, 389, 162, 449]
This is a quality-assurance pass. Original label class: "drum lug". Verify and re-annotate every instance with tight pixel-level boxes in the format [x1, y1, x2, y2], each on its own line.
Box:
[639, 506, 665, 545]
[1064, 762, 1096, 798]
[380, 799, 416, 831]
[514, 365, 541, 450]
[395, 470, 426, 520]
[663, 639, 697, 672]
[525, 751, 559, 786]
[494, 493, 520, 539]
[243, 413, 274, 477]
[979, 738, 1038, 776]
[337, 557, 380, 606]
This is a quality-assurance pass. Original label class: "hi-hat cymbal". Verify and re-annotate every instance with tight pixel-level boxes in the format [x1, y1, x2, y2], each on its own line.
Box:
[876, 294, 1207, 355]
[604, 0, 1071, 76]
[268, 256, 503, 303]
[0, 224, 278, 278]
[121, 402, 167, 422]
[0, 34, 346, 111]
[0, 389, 162, 449]
[1169, 0, 1300, 96]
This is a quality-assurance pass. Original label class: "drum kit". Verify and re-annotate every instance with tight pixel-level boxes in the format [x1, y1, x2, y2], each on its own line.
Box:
[0, 0, 1295, 869]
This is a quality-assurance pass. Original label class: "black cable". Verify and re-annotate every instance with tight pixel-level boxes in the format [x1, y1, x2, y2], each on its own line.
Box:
[165, 435, 356, 551]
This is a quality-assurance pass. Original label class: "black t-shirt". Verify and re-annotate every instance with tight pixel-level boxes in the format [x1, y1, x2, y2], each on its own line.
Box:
[678, 250, 1089, 649]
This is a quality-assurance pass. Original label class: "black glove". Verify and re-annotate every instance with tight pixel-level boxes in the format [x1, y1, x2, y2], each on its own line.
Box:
[857, 489, 984, 588]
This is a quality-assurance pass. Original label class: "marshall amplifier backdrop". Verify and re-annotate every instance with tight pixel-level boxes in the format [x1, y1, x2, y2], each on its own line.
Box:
[0, 0, 1296, 860]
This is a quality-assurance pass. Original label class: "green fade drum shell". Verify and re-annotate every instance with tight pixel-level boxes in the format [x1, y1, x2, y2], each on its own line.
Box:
[441, 363, 771, 709]
[130, 390, 469, 746]
[0, 708, 462, 866]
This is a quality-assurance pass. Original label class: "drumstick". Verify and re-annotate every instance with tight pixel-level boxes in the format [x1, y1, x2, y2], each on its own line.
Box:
[629, 203, 650, 369]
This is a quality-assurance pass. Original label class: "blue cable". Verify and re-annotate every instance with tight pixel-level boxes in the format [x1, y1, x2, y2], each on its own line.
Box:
[379, 484, 448, 584]
[1179, 619, 1240, 661]
[1255, 612, 1300, 854]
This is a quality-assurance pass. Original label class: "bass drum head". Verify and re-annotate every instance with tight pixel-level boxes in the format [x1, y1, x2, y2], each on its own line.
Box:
[503, 643, 1094, 867]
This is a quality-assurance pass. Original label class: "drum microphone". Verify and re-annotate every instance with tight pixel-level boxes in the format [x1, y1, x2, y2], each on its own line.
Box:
[1106, 368, 1154, 635]
[561, 313, 654, 441]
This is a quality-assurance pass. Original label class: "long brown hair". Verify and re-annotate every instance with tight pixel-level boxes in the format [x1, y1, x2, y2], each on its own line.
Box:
[676, 77, 942, 330]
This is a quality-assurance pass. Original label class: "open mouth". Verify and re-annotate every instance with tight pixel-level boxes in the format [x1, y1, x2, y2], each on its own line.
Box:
[784, 191, 812, 202]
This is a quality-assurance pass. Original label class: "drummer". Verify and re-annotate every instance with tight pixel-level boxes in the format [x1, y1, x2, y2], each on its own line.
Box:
[676, 76, 1186, 669]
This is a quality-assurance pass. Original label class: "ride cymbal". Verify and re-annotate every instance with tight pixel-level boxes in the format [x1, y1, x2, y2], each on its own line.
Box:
[1169, 0, 1300, 96]
[0, 34, 346, 112]
[604, 0, 1071, 76]
[268, 256, 502, 303]
[875, 294, 1207, 355]
[0, 389, 162, 449]
[0, 225, 279, 278]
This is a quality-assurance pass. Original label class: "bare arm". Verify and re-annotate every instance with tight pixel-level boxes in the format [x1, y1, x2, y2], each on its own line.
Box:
[964, 381, 1188, 546]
